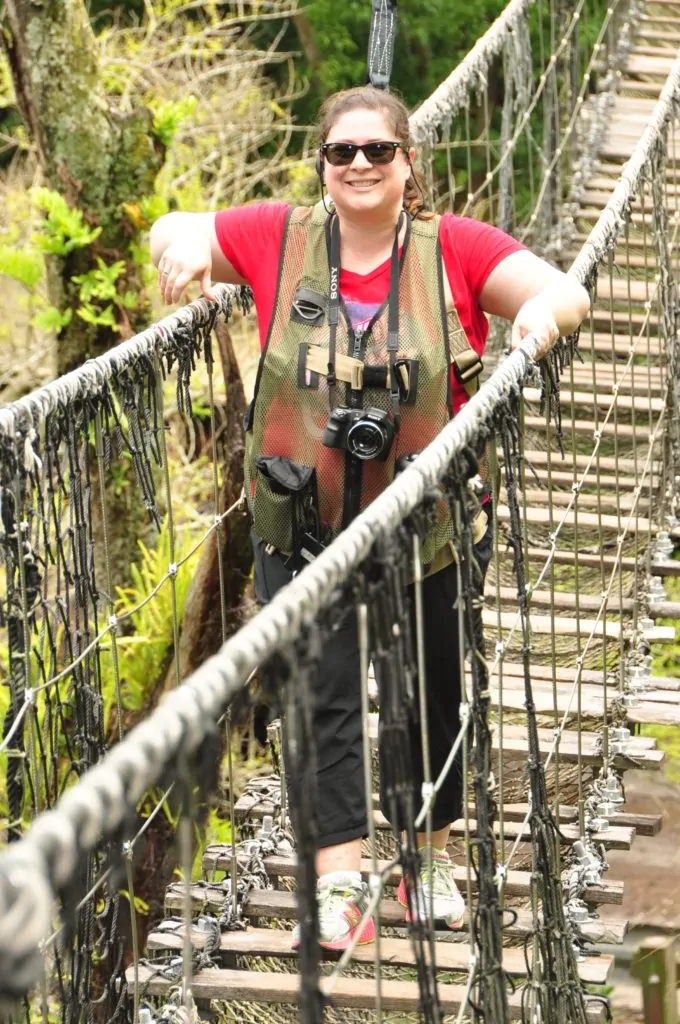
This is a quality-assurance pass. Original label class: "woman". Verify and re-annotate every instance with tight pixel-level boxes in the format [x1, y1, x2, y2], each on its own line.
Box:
[150, 86, 589, 952]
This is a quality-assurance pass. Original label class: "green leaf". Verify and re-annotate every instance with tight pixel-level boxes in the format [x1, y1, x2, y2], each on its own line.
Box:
[76, 303, 118, 328]
[31, 306, 73, 331]
[30, 187, 102, 256]
[151, 95, 198, 147]
[0, 246, 44, 289]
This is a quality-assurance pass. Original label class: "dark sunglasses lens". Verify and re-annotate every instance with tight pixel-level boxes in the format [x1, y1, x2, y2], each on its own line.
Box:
[363, 142, 397, 164]
[325, 144, 357, 166]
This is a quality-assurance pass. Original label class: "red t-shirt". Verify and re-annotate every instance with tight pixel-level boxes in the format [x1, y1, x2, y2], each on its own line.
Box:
[215, 203, 524, 412]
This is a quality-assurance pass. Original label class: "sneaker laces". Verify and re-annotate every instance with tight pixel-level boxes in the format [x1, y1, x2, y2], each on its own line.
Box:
[318, 883, 361, 919]
[421, 850, 457, 897]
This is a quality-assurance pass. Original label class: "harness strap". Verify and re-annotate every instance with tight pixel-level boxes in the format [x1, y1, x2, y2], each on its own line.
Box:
[441, 259, 484, 396]
[304, 344, 411, 395]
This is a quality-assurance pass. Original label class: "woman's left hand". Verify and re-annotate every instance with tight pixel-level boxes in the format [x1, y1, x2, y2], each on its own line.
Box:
[510, 294, 560, 360]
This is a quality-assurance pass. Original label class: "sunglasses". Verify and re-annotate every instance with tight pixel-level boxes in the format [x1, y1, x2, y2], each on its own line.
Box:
[320, 141, 408, 167]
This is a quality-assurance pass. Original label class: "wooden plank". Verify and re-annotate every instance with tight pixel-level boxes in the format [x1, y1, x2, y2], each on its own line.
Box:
[482, 607, 621, 639]
[524, 546, 680, 576]
[496, 502, 653, 534]
[488, 583, 635, 614]
[126, 963, 607, 1020]
[521, 449, 662, 475]
[233, 793, 634, 848]
[518, 466, 652, 492]
[523, 386, 665, 413]
[164, 885, 630, 945]
[507, 485, 650, 516]
[145, 925, 614, 985]
[202, 848, 624, 905]
[523, 415, 653, 440]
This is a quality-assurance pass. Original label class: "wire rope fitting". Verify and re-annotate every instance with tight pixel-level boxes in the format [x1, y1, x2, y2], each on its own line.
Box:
[610, 725, 631, 755]
[168, 562, 178, 578]
[421, 781, 435, 813]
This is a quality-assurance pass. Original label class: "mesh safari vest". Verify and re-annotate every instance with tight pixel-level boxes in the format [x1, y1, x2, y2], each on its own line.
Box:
[244, 204, 481, 567]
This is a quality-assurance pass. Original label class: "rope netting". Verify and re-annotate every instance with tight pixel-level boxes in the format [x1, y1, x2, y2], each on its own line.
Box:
[0, 1, 678, 1023]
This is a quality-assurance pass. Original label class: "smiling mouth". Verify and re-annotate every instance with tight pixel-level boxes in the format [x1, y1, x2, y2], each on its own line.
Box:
[346, 180, 380, 188]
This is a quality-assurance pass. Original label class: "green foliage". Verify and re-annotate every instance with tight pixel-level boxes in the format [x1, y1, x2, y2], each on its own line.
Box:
[32, 306, 73, 331]
[0, 246, 43, 289]
[73, 257, 126, 329]
[30, 187, 102, 256]
[151, 95, 198, 147]
[99, 521, 203, 737]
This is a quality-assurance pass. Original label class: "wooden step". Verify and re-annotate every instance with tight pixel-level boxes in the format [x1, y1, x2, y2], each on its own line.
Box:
[203, 847, 625, 904]
[145, 923, 615, 985]
[524, 546, 680, 576]
[523, 386, 665, 414]
[496, 502, 654, 537]
[485, 674, 680, 728]
[575, 331, 661, 357]
[163, 884, 630, 945]
[519, 465, 653, 492]
[489, 583, 635, 614]
[507, 485, 650, 516]
[233, 792, 635, 850]
[126, 963, 608, 1020]
[521, 449, 662, 476]
[523, 415, 654, 440]
[482, 607, 621, 639]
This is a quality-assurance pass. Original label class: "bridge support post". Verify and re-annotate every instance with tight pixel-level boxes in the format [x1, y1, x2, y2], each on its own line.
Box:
[631, 935, 678, 1024]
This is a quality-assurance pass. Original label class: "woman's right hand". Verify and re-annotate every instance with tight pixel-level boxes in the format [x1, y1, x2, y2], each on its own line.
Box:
[157, 235, 215, 305]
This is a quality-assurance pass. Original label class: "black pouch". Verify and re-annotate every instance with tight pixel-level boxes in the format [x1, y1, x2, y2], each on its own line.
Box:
[254, 455, 320, 571]
[290, 288, 327, 326]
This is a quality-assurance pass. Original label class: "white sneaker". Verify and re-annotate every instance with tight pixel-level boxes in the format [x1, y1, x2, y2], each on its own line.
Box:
[397, 847, 465, 929]
[291, 871, 376, 951]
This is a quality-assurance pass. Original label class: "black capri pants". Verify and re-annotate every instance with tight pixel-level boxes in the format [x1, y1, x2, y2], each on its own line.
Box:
[253, 524, 492, 848]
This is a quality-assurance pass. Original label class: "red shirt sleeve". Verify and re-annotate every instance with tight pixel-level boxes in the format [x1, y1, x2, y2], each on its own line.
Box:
[439, 213, 526, 412]
[214, 203, 290, 350]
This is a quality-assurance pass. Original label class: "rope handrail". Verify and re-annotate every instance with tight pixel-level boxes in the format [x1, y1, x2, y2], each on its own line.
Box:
[0, 12, 678, 1013]
[409, 0, 532, 143]
[0, 287, 245, 438]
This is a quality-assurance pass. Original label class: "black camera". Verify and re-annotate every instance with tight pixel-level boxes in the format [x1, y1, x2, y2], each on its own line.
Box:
[322, 406, 395, 461]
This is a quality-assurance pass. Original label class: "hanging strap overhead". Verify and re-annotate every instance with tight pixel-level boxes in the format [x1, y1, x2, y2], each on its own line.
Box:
[367, 0, 398, 90]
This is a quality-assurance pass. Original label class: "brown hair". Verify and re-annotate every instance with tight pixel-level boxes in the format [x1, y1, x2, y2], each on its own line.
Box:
[317, 86, 434, 221]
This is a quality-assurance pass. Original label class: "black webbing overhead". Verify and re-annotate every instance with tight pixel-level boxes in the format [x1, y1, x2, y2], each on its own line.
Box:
[367, 0, 398, 90]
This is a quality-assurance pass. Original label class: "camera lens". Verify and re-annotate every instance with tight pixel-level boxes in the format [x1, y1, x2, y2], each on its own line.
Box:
[347, 420, 386, 460]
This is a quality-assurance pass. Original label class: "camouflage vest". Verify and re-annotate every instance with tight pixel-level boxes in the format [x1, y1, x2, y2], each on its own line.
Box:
[244, 204, 477, 565]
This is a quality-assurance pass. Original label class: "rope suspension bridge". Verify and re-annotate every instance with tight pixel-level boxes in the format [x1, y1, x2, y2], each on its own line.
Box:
[0, 0, 679, 1022]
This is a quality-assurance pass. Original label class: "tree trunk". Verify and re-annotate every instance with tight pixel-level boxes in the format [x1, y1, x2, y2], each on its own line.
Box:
[172, 318, 252, 682]
[2, 0, 165, 374]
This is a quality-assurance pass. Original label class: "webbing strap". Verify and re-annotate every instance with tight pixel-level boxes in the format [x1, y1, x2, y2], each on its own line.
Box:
[304, 344, 410, 394]
[441, 258, 484, 395]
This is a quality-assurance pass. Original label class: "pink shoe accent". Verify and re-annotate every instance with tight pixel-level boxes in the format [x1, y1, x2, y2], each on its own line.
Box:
[291, 913, 376, 951]
[319, 914, 376, 951]
[397, 872, 464, 930]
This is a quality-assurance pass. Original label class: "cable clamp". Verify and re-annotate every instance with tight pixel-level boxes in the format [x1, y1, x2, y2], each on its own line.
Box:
[368, 872, 382, 898]
[108, 613, 118, 632]
[24, 688, 35, 707]
[168, 562, 178, 577]
[571, 481, 581, 493]
[553, 725, 562, 741]
[495, 641, 505, 656]
[421, 781, 435, 809]
[593, 430, 602, 441]
[459, 701, 470, 721]
[122, 840, 133, 860]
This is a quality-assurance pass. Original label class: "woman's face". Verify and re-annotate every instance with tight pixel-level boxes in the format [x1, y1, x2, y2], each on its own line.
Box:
[322, 108, 414, 222]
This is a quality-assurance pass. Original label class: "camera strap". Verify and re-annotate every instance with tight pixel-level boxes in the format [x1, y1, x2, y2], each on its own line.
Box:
[327, 211, 404, 424]
[387, 212, 404, 431]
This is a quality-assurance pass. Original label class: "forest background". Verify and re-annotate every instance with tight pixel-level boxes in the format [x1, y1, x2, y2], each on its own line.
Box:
[0, 0, 679, 941]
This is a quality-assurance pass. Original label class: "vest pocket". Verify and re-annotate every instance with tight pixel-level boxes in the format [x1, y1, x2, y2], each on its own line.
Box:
[251, 455, 317, 558]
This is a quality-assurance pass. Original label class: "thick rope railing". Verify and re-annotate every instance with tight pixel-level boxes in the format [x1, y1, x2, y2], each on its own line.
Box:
[0, 3, 676, 1022]
[0, 333, 542, 1002]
